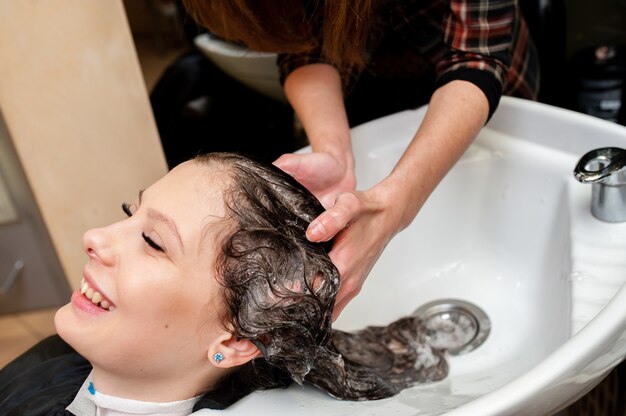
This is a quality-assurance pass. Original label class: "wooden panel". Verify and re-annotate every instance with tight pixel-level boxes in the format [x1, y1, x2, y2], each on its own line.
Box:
[0, 1, 168, 288]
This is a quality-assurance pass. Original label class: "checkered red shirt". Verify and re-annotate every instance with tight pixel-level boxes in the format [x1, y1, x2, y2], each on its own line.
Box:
[277, 0, 539, 117]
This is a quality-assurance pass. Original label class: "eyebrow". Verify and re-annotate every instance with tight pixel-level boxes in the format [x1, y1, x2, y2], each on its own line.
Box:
[138, 190, 184, 252]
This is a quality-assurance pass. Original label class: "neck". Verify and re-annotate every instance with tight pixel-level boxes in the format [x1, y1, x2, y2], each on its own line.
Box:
[90, 364, 223, 403]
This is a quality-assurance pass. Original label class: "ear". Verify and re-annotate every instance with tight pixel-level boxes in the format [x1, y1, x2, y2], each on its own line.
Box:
[208, 327, 262, 369]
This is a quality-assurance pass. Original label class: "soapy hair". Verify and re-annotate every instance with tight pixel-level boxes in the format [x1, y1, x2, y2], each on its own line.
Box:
[193, 153, 447, 407]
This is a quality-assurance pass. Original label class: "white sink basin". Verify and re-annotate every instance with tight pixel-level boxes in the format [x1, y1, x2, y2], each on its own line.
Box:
[194, 33, 285, 102]
[199, 97, 626, 415]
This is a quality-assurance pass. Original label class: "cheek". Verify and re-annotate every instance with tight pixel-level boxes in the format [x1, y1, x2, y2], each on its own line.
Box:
[116, 260, 176, 311]
[118, 265, 217, 334]
[165, 277, 225, 342]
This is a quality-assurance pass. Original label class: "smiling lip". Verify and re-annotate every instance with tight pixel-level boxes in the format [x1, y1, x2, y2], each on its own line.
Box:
[71, 290, 109, 315]
[82, 270, 114, 305]
[71, 269, 116, 314]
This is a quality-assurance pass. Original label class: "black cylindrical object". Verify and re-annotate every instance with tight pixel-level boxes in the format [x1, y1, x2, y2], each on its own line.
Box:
[571, 45, 626, 125]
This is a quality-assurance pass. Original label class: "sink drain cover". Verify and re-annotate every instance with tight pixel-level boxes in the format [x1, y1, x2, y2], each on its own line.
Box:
[413, 299, 491, 355]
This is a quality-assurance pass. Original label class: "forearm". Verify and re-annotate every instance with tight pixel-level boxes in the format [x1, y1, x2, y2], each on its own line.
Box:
[381, 80, 489, 231]
[298, 79, 490, 318]
[284, 64, 354, 168]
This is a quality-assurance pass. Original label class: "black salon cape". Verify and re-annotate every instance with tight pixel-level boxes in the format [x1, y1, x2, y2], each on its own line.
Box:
[0, 335, 231, 415]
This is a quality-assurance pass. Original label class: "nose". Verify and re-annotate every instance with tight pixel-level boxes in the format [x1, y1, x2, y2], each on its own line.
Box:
[83, 226, 117, 266]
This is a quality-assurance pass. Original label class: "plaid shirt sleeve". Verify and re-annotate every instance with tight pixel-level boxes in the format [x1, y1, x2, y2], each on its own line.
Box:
[434, 0, 526, 117]
[276, 9, 345, 86]
[277, 49, 361, 89]
[277, 49, 330, 84]
[277, 0, 537, 117]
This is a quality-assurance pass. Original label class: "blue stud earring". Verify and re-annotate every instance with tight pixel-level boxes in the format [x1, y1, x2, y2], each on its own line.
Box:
[213, 352, 224, 363]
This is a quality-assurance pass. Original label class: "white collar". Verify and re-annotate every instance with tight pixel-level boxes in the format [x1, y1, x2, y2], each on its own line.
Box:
[67, 371, 205, 416]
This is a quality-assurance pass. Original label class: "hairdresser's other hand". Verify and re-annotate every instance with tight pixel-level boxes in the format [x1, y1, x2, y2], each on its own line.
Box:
[274, 151, 356, 208]
[306, 179, 408, 320]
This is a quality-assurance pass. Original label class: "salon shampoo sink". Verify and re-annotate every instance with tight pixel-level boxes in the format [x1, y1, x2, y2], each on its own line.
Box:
[198, 97, 626, 415]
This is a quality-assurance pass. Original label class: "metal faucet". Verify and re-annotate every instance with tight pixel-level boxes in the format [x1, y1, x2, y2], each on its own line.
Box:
[574, 147, 626, 223]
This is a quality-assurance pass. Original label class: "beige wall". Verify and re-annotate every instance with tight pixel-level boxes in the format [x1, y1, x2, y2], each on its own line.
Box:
[0, 1, 168, 288]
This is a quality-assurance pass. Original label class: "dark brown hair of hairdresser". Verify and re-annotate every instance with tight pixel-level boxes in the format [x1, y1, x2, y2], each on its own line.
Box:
[192, 154, 447, 410]
[181, 0, 373, 71]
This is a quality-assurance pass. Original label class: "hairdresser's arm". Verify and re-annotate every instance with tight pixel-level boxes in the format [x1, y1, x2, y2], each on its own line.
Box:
[308, 80, 489, 319]
[274, 64, 356, 208]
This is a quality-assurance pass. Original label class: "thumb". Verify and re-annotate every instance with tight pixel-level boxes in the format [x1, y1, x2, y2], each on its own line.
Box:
[306, 192, 364, 242]
[273, 153, 303, 177]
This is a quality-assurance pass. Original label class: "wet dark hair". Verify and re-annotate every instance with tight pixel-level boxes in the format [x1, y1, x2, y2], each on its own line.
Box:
[192, 153, 447, 409]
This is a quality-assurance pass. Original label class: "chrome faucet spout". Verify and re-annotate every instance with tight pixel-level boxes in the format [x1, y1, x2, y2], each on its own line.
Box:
[574, 147, 626, 184]
[574, 147, 626, 223]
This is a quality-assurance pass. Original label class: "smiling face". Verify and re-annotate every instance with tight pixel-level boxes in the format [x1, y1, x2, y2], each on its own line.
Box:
[55, 160, 235, 399]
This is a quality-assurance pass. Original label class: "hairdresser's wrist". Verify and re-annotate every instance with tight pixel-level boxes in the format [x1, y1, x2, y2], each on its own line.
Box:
[311, 142, 355, 189]
[285, 63, 354, 173]
[310, 133, 354, 172]
[371, 173, 425, 236]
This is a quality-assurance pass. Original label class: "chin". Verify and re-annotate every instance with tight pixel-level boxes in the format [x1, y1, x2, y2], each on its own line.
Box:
[54, 303, 84, 353]
[55, 304, 71, 340]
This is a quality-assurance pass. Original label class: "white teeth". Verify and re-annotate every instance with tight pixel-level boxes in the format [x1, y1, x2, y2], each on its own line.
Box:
[80, 278, 114, 311]
[91, 292, 102, 304]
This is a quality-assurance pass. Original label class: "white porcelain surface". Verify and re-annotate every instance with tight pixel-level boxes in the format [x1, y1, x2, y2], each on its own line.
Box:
[198, 97, 626, 415]
[193, 34, 284, 101]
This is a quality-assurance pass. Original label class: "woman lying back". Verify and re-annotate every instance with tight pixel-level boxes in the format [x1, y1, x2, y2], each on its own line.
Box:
[0, 153, 447, 415]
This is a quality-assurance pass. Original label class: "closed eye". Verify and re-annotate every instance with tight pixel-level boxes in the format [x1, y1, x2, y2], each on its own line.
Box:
[122, 203, 133, 217]
[142, 232, 164, 252]
[123, 203, 164, 252]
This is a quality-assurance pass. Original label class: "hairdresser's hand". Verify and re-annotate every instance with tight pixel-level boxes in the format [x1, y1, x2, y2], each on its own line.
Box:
[306, 180, 408, 320]
[274, 152, 356, 208]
